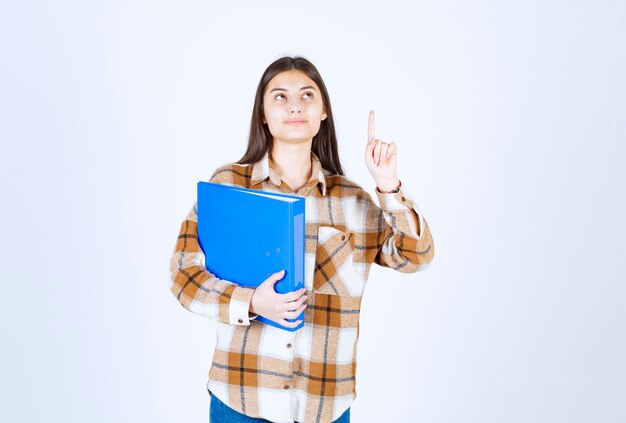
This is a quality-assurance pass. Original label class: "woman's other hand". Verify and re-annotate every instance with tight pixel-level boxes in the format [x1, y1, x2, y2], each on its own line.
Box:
[250, 270, 307, 328]
[364, 110, 401, 192]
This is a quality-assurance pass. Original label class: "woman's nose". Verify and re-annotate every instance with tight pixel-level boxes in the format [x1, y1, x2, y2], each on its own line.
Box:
[289, 100, 302, 113]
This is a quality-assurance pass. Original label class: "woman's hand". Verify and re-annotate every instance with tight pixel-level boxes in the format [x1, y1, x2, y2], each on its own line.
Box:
[250, 270, 307, 328]
[364, 110, 401, 192]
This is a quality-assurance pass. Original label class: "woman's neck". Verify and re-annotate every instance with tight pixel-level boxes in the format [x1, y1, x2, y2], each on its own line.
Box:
[269, 140, 313, 193]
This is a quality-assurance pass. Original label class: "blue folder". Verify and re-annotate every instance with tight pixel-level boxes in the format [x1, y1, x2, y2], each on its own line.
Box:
[197, 181, 305, 332]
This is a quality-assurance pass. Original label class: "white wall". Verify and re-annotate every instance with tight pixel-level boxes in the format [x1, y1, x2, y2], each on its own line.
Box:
[1, 1, 624, 422]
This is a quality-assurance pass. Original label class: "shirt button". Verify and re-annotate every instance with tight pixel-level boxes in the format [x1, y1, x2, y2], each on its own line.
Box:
[283, 385, 290, 390]
[286, 343, 292, 349]
[341, 235, 346, 241]
[401, 196, 406, 202]
[237, 318, 243, 324]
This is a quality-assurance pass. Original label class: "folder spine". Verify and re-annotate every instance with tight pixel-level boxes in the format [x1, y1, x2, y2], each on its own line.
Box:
[258, 200, 305, 332]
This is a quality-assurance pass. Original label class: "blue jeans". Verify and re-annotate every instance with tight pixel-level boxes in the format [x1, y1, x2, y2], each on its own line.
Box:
[209, 392, 350, 423]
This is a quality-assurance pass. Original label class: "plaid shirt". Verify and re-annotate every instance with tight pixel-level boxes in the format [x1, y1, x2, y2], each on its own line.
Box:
[169, 152, 434, 423]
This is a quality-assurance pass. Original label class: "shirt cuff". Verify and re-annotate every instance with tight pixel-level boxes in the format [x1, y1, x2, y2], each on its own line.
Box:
[375, 186, 414, 211]
[375, 186, 425, 237]
[228, 285, 256, 326]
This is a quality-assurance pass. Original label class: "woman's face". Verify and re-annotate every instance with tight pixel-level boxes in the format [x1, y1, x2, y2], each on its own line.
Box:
[262, 69, 327, 146]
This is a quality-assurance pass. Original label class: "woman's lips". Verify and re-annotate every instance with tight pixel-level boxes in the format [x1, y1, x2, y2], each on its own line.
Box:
[284, 119, 306, 125]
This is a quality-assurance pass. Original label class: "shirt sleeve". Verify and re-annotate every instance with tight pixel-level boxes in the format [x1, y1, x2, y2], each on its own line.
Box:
[169, 167, 258, 326]
[372, 185, 435, 272]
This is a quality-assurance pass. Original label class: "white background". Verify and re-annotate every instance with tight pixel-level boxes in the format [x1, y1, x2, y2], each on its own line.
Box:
[1, 1, 625, 422]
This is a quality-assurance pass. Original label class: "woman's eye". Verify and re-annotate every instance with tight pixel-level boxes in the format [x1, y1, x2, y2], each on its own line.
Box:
[274, 93, 286, 100]
[303, 92, 313, 99]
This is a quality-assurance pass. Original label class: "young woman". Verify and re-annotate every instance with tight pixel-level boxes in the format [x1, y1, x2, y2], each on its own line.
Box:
[170, 56, 435, 423]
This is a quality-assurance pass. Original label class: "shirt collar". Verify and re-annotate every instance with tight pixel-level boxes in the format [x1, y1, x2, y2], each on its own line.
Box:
[250, 151, 328, 196]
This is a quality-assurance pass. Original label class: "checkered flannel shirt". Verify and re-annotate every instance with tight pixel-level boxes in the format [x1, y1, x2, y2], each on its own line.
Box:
[169, 151, 434, 423]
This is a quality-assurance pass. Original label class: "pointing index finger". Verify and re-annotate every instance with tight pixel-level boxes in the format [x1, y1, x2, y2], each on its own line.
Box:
[368, 110, 375, 143]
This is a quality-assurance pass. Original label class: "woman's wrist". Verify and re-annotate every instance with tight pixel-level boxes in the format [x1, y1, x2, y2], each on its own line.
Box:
[377, 178, 401, 193]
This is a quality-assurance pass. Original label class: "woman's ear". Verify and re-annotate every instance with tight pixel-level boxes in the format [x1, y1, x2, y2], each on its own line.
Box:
[321, 113, 327, 121]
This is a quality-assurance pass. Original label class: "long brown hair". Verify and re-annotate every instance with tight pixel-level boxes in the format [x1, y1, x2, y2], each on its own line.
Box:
[236, 56, 344, 176]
